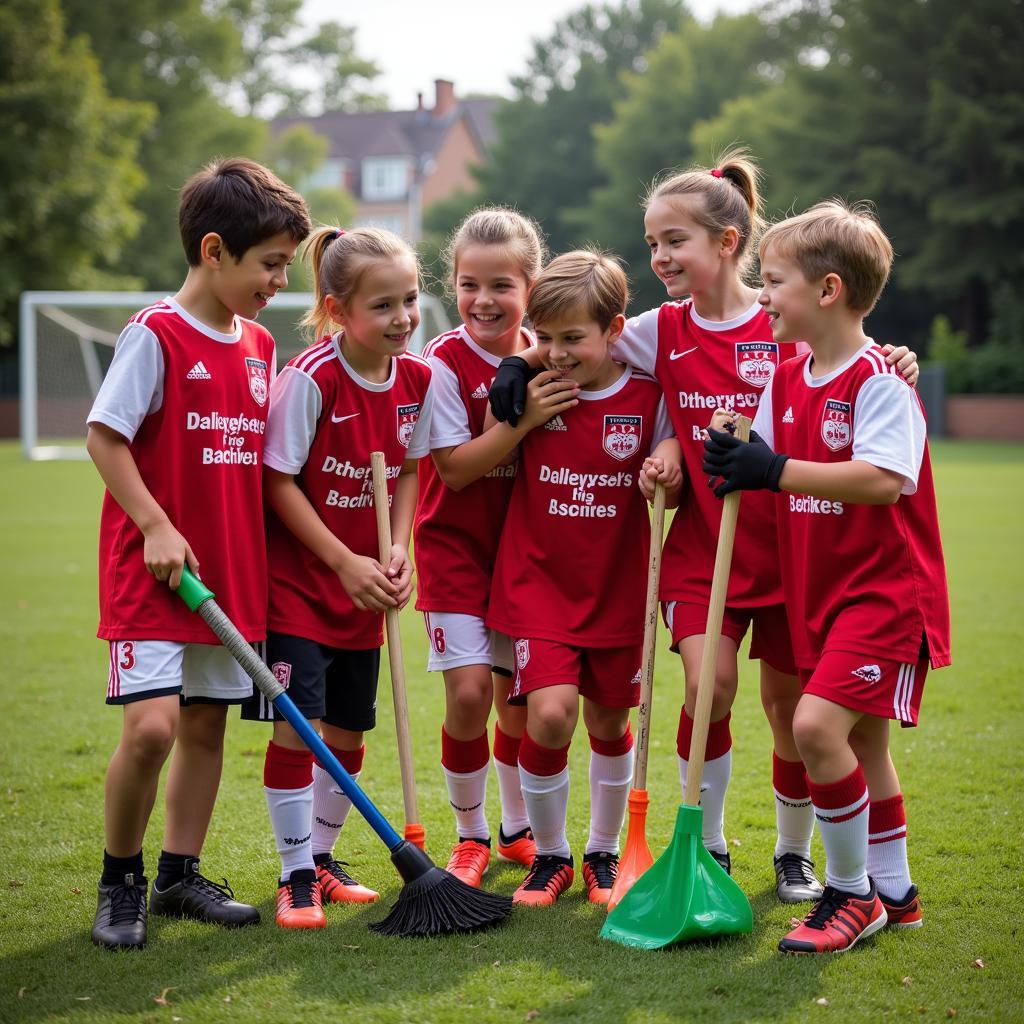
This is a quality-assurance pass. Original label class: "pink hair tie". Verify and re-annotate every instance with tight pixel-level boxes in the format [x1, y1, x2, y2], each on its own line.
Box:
[710, 168, 723, 178]
[331, 228, 345, 240]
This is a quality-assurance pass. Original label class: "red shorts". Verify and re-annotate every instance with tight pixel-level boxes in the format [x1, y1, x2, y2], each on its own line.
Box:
[662, 601, 796, 676]
[799, 651, 929, 727]
[508, 638, 642, 709]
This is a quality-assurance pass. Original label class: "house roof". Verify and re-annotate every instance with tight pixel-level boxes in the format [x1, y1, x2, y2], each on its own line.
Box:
[274, 100, 497, 171]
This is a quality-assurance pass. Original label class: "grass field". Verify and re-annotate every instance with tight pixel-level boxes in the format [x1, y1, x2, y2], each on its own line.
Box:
[1, 439, 1022, 1024]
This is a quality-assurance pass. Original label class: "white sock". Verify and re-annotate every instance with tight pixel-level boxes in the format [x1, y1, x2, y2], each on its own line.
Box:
[494, 757, 530, 835]
[442, 763, 490, 840]
[586, 748, 633, 855]
[774, 791, 814, 858]
[678, 750, 731, 854]
[518, 765, 571, 859]
[810, 776, 870, 895]
[265, 783, 315, 880]
[867, 795, 912, 900]
[310, 766, 358, 859]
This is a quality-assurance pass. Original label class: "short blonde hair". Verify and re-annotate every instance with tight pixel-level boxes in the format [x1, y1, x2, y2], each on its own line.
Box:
[527, 249, 628, 330]
[442, 206, 546, 292]
[645, 147, 764, 279]
[760, 200, 894, 314]
[300, 225, 417, 340]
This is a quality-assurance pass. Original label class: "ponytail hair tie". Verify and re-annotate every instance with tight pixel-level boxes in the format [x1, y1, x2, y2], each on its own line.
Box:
[710, 168, 723, 178]
[329, 228, 345, 241]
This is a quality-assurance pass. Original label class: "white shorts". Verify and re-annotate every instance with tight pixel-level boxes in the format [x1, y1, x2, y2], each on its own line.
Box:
[106, 640, 255, 705]
[422, 612, 513, 674]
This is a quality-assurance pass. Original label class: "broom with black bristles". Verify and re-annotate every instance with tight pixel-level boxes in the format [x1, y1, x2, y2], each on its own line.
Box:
[175, 566, 512, 938]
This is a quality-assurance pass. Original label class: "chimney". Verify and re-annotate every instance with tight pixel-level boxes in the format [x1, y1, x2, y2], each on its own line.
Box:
[433, 79, 456, 118]
[416, 91, 424, 112]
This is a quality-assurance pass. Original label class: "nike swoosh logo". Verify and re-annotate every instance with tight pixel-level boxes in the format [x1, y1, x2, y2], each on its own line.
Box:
[669, 346, 699, 360]
[331, 412, 360, 423]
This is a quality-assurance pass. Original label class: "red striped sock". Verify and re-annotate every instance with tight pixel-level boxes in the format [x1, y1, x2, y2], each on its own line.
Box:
[867, 793, 911, 900]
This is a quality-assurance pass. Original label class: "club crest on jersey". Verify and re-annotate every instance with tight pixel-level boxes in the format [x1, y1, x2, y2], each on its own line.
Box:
[603, 415, 641, 461]
[396, 403, 420, 448]
[852, 664, 882, 683]
[271, 661, 292, 689]
[514, 639, 530, 670]
[735, 342, 779, 388]
[821, 399, 852, 451]
[245, 358, 269, 406]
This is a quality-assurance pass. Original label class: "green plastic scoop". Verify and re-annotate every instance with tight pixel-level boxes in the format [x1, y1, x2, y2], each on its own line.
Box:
[601, 415, 754, 950]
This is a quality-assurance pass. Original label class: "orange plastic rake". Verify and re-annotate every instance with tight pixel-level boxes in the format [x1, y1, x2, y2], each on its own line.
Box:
[371, 451, 425, 850]
[607, 482, 666, 911]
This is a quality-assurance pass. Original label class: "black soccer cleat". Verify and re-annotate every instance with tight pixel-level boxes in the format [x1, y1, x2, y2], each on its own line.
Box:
[709, 849, 732, 875]
[92, 872, 148, 949]
[150, 860, 259, 927]
[774, 852, 825, 904]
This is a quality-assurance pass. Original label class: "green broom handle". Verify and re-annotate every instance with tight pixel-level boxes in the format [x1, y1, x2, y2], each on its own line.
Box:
[685, 415, 750, 807]
[632, 482, 666, 791]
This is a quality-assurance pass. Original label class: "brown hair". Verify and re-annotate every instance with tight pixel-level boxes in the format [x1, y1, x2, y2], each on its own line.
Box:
[645, 147, 763, 277]
[179, 157, 311, 266]
[442, 207, 546, 292]
[527, 249, 629, 331]
[300, 225, 419, 340]
[760, 200, 894, 313]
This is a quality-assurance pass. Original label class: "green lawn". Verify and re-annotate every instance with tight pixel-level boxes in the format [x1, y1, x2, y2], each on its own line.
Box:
[1, 440, 1022, 1023]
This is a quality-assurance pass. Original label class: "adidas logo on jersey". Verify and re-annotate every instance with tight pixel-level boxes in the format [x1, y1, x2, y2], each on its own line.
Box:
[187, 361, 212, 380]
[544, 415, 568, 431]
[471, 382, 489, 399]
[782, 406, 794, 423]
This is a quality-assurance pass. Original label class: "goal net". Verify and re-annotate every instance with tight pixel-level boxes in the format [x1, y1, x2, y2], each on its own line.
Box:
[19, 291, 451, 460]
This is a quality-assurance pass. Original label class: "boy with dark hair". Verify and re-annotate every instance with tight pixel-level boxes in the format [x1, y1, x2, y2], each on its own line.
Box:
[86, 156, 311, 949]
[704, 200, 950, 954]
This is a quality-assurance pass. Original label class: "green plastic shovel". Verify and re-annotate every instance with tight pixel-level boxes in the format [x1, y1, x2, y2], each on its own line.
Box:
[601, 416, 754, 950]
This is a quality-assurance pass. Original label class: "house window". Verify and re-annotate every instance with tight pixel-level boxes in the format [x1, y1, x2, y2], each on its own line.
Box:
[303, 158, 346, 191]
[362, 158, 409, 200]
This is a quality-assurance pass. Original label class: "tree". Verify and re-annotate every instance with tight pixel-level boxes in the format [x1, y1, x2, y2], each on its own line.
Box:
[0, 0, 151, 343]
[425, 0, 687, 259]
[289, 21, 386, 115]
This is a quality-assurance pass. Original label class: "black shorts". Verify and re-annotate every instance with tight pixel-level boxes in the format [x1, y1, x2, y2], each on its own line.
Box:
[241, 632, 380, 731]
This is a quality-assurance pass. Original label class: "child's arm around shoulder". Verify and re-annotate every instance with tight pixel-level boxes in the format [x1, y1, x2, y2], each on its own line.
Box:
[433, 370, 580, 491]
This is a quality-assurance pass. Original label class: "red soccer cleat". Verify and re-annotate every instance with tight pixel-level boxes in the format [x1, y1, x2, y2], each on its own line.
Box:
[444, 839, 491, 888]
[497, 826, 536, 867]
[276, 870, 325, 929]
[582, 851, 619, 905]
[513, 855, 574, 907]
[314, 857, 379, 904]
[779, 883, 887, 954]
[879, 883, 922, 929]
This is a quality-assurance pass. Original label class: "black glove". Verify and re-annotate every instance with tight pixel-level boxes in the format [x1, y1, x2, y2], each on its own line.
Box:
[702, 427, 789, 498]
[488, 356, 538, 427]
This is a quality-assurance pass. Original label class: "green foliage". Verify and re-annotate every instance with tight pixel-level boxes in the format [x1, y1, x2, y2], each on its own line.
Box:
[928, 313, 1024, 395]
[0, 0, 151, 344]
[926, 315, 971, 394]
[289, 20, 387, 115]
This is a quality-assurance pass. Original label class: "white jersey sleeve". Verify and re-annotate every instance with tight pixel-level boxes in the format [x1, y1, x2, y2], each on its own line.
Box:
[86, 323, 164, 441]
[615, 308, 660, 376]
[752, 376, 775, 449]
[426, 356, 473, 449]
[852, 375, 926, 494]
[405, 369, 436, 459]
[264, 365, 322, 475]
[652, 396, 674, 448]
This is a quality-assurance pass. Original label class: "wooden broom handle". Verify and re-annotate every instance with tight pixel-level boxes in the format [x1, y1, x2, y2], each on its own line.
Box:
[684, 415, 751, 807]
[370, 451, 419, 825]
[632, 482, 666, 791]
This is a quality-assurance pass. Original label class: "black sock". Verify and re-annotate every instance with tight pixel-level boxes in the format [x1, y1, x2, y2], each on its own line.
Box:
[155, 850, 197, 891]
[102, 849, 144, 886]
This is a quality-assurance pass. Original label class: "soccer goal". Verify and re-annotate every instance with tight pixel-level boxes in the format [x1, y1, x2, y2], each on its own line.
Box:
[19, 291, 451, 460]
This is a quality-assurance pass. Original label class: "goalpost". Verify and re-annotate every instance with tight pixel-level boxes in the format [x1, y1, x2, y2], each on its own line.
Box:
[19, 290, 451, 460]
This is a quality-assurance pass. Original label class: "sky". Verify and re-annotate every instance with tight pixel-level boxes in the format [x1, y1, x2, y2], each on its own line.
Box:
[300, 0, 755, 108]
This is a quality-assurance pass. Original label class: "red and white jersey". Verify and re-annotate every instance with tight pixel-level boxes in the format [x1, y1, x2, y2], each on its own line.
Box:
[617, 299, 798, 607]
[414, 325, 533, 617]
[88, 298, 276, 642]
[265, 336, 433, 648]
[753, 342, 951, 670]
[487, 366, 673, 647]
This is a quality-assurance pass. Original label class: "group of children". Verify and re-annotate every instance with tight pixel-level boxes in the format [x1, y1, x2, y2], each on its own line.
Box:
[86, 149, 949, 957]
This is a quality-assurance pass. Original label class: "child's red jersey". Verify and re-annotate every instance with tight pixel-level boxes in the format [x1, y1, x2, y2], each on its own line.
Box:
[265, 336, 433, 648]
[90, 299, 275, 642]
[617, 300, 797, 608]
[754, 343, 950, 670]
[414, 326, 529, 617]
[486, 366, 672, 647]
